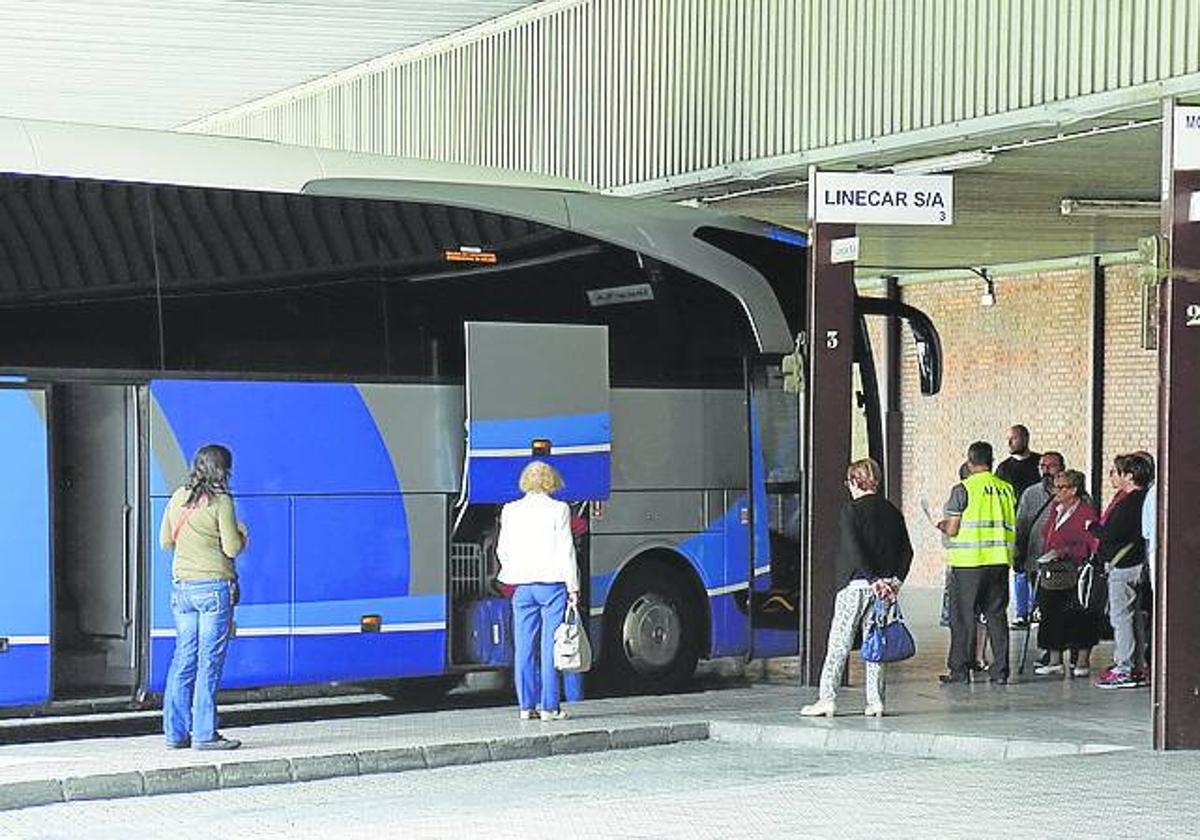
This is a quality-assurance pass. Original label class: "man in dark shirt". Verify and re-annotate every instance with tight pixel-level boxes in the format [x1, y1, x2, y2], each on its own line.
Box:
[995, 424, 1040, 627]
[995, 424, 1041, 497]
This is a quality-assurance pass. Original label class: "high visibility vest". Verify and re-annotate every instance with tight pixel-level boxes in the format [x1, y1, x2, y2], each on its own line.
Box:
[946, 471, 1017, 568]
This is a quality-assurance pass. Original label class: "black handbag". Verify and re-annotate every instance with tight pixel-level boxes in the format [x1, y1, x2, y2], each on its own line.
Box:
[1036, 551, 1079, 591]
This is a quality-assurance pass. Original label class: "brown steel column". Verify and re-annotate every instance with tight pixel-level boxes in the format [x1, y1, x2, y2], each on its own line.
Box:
[1155, 103, 1200, 750]
[1088, 257, 1106, 502]
[801, 222, 856, 685]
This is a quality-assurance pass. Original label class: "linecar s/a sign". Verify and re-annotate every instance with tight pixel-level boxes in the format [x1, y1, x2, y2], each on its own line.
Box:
[810, 172, 954, 225]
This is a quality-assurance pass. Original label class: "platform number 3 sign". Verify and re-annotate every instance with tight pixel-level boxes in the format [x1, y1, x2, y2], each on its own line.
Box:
[1187, 304, 1200, 328]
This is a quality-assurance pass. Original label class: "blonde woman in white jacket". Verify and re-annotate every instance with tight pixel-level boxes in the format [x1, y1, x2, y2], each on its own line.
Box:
[496, 461, 579, 721]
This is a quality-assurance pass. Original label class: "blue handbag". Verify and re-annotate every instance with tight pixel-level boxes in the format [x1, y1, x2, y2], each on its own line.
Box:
[860, 597, 916, 663]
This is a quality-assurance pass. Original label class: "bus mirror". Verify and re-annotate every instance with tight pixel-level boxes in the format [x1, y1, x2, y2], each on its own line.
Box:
[854, 296, 943, 397]
[781, 352, 804, 393]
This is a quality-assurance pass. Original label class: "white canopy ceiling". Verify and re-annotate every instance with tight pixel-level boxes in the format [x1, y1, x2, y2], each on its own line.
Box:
[0, 0, 538, 129]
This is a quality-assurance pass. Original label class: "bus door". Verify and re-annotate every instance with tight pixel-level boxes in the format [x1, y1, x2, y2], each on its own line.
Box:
[0, 384, 52, 707]
[742, 354, 804, 658]
[453, 322, 610, 665]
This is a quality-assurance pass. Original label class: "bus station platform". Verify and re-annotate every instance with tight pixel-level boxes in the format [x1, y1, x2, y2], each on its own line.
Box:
[0, 589, 1155, 812]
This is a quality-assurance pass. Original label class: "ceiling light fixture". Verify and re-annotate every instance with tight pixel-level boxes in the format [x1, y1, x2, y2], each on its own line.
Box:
[887, 150, 995, 176]
[1059, 198, 1160, 218]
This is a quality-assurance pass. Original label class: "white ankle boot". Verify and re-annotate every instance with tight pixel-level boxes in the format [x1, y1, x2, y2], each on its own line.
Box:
[800, 698, 837, 717]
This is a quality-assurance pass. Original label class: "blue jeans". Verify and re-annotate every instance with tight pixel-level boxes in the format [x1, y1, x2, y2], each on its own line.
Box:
[164, 579, 234, 745]
[512, 583, 568, 713]
[1013, 570, 1032, 620]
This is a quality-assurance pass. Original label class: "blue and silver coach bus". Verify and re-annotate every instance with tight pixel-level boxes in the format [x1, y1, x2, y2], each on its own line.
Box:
[0, 117, 941, 711]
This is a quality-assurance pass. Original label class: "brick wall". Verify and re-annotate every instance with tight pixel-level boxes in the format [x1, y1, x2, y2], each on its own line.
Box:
[891, 263, 1157, 587]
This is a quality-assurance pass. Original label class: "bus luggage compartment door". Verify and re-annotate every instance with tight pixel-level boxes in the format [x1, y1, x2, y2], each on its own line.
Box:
[0, 385, 52, 707]
[464, 322, 611, 504]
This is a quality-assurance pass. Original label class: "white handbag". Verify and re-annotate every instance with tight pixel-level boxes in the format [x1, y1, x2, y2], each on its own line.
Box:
[553, 602, 593, 673]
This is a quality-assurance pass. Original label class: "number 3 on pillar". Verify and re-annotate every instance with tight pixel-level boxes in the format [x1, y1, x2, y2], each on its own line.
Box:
[826, 330, 840, 349]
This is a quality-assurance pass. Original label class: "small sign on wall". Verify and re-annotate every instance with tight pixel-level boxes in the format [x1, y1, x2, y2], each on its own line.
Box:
[830, 236, 860, 263]
[1173, 105, 1200, 170]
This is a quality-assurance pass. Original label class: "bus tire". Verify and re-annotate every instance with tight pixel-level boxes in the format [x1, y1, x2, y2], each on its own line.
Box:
[602, 562, 700, 693]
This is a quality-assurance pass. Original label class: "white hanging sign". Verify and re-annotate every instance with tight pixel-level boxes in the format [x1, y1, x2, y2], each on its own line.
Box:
[810, 171, 953, 225]
[1173, 105, 1200, 170]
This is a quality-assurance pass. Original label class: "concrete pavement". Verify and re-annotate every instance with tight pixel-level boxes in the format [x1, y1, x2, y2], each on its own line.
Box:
[0, 587, 1156, 812]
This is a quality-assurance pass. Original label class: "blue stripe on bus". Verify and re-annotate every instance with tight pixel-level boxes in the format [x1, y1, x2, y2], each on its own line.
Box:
[468, 412, 610, 450]
[468, 451, 610, 503]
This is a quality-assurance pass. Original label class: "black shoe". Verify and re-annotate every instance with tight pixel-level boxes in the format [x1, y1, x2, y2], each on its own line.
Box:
[165, 739, 191, 749]
[193, 735, 241, 751]
[939, 673, 970, 685]
[1012, 617, 1029, 629]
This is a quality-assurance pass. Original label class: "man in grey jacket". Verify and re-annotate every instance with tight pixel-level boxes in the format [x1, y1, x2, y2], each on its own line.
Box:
[1012, 451, 1066, 629]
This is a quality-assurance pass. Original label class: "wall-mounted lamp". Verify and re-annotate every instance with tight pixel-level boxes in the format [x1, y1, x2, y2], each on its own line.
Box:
[1060, 198, 1160, 218]
[978, 268, 996, 307]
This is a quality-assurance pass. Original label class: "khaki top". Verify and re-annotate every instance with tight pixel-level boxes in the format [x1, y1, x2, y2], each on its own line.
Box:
[158, 488, 245, 581]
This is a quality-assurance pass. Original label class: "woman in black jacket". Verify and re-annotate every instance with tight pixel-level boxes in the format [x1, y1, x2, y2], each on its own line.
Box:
[801, 458, 913, 718]
[1089, 453, 1152, 689]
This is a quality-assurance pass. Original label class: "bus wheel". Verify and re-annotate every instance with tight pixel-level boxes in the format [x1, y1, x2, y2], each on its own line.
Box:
[604, 563, 700, 693]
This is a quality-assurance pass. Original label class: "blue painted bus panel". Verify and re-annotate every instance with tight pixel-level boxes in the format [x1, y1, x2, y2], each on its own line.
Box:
[291, 631, 445, 683]
[149, 380, 401, 497]
[0, 648, 52, 707]
[468, 451, 609, 504]
[149, 636, 290, 692]
[0, 388, 50, 708]
[467, 412, 610, 504]
[469, 413, 610, 450]
[292, 496, 409, 602]
[149, 496, 294, 692]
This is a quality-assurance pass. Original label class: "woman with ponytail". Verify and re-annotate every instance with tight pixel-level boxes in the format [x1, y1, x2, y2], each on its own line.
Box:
[159, 444, 248, 750]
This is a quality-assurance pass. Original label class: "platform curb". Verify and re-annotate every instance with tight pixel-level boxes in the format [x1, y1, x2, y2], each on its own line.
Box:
[0, 720, 710, 812]
[708, 720, 1133, 761]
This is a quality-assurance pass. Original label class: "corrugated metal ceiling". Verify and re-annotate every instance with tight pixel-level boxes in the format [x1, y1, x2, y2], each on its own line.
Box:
[0, 0, 539, 130]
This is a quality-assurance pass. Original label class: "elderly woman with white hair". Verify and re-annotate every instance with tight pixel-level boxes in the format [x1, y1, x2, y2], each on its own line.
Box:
[496, 461, 580, 721]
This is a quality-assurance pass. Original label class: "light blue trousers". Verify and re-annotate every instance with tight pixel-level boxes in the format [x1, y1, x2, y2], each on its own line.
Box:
[163, 579, 234, 745]
[512, 583, 569, 713]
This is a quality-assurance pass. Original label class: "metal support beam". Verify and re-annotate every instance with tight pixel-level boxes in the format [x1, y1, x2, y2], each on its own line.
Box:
[1155, 101, 1200, 751]
[801, 221, 856, 685]
[1089, 257, 1106, 500]
[884, 276, 903, 505]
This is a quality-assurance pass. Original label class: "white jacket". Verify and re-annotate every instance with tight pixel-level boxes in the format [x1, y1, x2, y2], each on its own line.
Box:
[496, 492, 579, 592]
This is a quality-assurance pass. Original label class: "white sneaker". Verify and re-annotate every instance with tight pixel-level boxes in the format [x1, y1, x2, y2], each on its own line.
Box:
[1072, 666, 1091, 678]
[1034, 664, 1065, 676]
[863, 703, 884, 718]
[800, 698, 836, 718]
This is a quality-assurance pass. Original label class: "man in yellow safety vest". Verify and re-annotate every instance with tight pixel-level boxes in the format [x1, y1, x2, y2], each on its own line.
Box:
[936, 441, 1018, 685]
